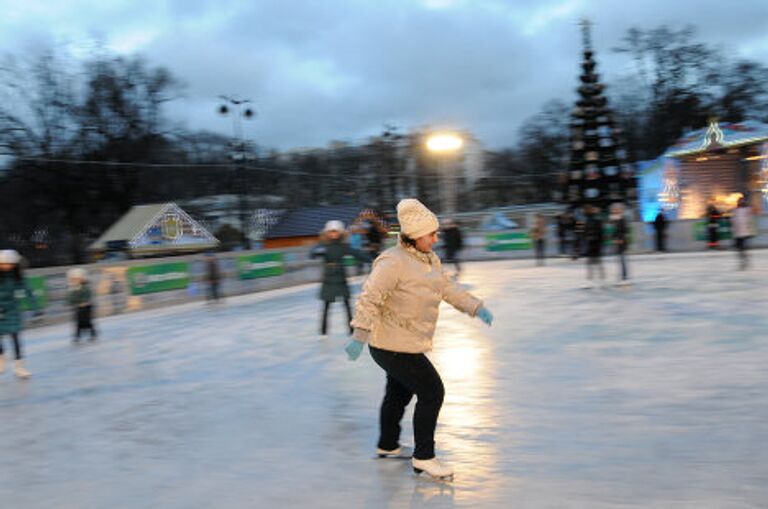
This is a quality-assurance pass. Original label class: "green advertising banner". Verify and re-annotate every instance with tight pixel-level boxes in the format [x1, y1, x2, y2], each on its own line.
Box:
[17, 276, 47, 311]
[485, 232, 532, 251]
[127, 262, 190, 295]
[238, 252, 284, 279]
[693, 220, 732, 241]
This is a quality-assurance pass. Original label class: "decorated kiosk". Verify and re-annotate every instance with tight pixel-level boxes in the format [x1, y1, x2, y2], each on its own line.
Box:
[89, 203, 219, 260]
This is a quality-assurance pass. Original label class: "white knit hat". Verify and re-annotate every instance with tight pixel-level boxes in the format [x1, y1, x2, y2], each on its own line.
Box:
[324, 220, 345, 232]
[0, 249, 20, 264]
[397, 199, 439, 239]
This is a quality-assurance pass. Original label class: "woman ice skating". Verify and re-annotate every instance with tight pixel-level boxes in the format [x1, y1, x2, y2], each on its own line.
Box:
[310, 220, 370, 339]
[583, 205, 605, 288]
[345, 198, 494, 481]
[609, 203, 630, 285]
[67, 268, 98, 342]
[0, 249, 37, 378]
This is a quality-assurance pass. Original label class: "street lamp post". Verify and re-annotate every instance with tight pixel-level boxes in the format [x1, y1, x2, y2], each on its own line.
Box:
[218, 95, 255, 250]
[426, 133, 463, 215]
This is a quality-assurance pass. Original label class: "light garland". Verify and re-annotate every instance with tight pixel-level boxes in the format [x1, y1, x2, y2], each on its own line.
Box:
[658, 160, 680, 210]
[761, 143, 768, 203]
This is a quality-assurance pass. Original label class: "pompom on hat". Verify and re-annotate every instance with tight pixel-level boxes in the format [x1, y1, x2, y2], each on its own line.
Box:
[324, 220, 345, 232]
[0, 249, 21, 265]
[397, 199, 439, 239]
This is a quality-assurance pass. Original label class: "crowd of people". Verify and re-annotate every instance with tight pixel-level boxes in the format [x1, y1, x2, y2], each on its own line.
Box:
[0, 194, 760, 482]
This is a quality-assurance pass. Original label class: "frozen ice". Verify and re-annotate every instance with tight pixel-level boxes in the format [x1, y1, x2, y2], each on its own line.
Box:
[1, 250, 767, 508]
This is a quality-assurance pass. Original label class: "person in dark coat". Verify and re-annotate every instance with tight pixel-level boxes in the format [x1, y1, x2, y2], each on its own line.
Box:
[653, 208, 668, 252]
[365, 220, 384, 261]
[572, 210, 585, 260]
[311, 220, 370, 338]
[610, 203, 630, 284]
[558, 211, 575, 259]
[583, 205, 605, 288]
[441, 218, 464, 275]
[0, 249, 37, 378]
[68, 268, 98, 342]
[205, 252, 222, 304]
[706, 203, 721, 249]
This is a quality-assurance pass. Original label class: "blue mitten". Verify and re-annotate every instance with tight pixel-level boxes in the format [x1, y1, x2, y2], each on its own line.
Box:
[476, 307, 493, 326]
[345, 340, 364, 361]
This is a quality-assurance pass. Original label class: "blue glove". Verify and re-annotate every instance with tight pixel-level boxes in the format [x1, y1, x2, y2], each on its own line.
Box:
[345, 340, 364, 361]
[476, 307, 493, 326]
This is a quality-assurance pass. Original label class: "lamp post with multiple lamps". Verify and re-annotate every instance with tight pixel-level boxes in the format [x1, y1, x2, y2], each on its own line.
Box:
[218, 95, 255, 250]
[425, 132, 463, 215]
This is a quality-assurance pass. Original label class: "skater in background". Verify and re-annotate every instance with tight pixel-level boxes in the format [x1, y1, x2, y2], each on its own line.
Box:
[440, 218, 464, 276]
[572, 209, 585, 260]
[583, 205, 605, 288]
[706, 202, 721, 249]
[348, 224, 366, 275]
[310, 220, 370, 339]
[731, 196, 754, 270]
[530, 213, 547, 266]
[0, 249, 37, 378]
[345, 198, 494, 481]
[109, 273, 124, 314]
[365, 220, 384, 262]
[610, 203, 630, 284]
[205, 252, 222, 304]
[67, 268, 98, 342]
[557, 212, 570, 256]
[653, 208, 668, 252]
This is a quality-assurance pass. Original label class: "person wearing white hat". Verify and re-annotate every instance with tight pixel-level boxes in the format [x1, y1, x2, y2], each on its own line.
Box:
[309, 220, 370, 339]
[67, 267, 98, 342]
[345, 199, 494, 481]
[0, 249, 37, 378]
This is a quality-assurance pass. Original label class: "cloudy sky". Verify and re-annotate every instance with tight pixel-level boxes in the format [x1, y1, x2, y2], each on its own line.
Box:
[2, 0, 767, 150]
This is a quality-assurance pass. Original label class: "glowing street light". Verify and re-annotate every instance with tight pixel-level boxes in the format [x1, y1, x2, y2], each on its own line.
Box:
[425, 132, 464, 214]
[426, 133, 463, 153]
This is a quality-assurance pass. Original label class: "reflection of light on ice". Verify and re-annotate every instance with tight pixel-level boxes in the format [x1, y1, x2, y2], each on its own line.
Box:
[430, 318, 508, 498]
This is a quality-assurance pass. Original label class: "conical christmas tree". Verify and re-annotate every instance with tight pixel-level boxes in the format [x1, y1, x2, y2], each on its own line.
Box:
[564, 20, 636, 211]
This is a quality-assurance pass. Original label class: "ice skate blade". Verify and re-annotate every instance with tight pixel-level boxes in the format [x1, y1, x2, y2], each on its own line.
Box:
[375, 446, 412, 459]
[412, 467, 454, 481]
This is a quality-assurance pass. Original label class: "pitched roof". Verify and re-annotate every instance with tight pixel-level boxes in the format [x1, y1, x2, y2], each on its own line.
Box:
[665, 120, 768, 157]
[90, 203, 218, 253]
[265, 205, 365, 239]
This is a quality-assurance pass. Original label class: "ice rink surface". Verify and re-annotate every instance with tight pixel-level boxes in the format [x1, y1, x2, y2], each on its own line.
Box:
[1, 250, 767, 508]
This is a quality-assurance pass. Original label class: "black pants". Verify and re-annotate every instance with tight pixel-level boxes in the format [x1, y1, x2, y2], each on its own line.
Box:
[320, 298, 352, 335]
[369, 346, 445, 460]
[535, 239, 546, 266]
[586, 255, 605, 281]
[444, 249, 461, 273]
[735, 237, 749, 269]
[74, 305, 97, 340]
[616, 245, 628, 280]
[655, 231, 666, 252]
[207, 281, 221, 302]
[0, 333, 22, 360]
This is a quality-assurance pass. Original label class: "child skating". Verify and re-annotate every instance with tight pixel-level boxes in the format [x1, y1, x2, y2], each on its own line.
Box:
[67, 268, 98, 342]
[0, 250, 38, 379]
[310, 220, 370, 339]
[345, 199, 494, 481]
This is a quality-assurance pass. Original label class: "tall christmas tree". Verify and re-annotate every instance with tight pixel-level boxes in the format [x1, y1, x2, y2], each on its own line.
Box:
[564, 20, 636, 211]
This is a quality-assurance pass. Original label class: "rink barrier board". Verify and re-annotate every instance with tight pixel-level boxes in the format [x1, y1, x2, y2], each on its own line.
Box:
[127, 262, 191, 295]
[19, 216, 768, 328]
[237, 252, 285, 279]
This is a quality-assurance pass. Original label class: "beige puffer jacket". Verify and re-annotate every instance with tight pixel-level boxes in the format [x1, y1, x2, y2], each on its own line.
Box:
[351, 241, 483, 353]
